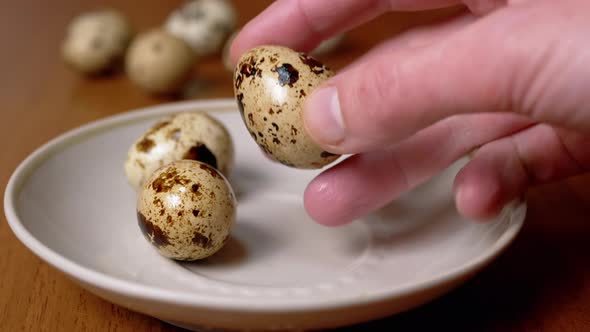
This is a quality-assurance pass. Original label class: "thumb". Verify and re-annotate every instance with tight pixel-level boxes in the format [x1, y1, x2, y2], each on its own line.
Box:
[303, 1, 590, 154]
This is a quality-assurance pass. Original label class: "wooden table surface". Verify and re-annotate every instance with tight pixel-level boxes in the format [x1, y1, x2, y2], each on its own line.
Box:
[1, 1, 589, 331]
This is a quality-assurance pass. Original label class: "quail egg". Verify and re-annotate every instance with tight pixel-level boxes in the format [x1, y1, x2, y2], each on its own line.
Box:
[233, 45, 340, 169]
[125, 112, 234, 191]
[126, 29, 196, 94]
[137, 160, 236, 261]
[164, 0, 237, 56]
[62, 9, 132, 74]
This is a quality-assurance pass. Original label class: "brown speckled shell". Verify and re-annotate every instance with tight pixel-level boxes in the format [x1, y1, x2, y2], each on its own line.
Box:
[233, 45, 340, 169]
[137, 160, 236, 261]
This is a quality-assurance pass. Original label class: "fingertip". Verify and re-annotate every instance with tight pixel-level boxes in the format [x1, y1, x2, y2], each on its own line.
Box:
[303, 176, 355, 227]
[227, 0, 281, 67]
[228, 0, 316, 67]
[228, 28, 250, 68]
[227, 0, 277, 66]
[228, 40, 240, 68]
[454, 177, 503, 222]
[303, 84, 347, 153]
[453, 160, 507, 222]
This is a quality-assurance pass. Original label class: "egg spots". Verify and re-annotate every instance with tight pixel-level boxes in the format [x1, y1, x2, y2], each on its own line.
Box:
[182, 143, 218, 169]
[136, 160, 145, 169]
[234, 71, 245, 90]
[153, 198, 164, 208]
[299, 53, 327, 74]
[151, 168, 191, 193]
[192, 232, 213, 249]
[275, 63, 299, 87]
[235, 56, 259, 89]
[199, 163, 222, 179]
[136, 138, 155, 153]
[321, 151, 337, 158]
[137, 211, 171, 248]
[167, 128, 181, 141]
[147, 121, 171, 135]
[236, 93, 245, 118]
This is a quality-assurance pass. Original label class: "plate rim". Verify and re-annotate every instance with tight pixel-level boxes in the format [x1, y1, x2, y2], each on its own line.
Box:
[4, 98, 526, 312]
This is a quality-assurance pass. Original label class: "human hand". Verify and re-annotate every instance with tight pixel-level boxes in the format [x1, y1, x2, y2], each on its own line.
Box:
[230, 0, 590, 226]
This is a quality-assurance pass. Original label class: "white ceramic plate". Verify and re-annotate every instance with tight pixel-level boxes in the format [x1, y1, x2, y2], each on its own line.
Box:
[4, 99, 526, 331]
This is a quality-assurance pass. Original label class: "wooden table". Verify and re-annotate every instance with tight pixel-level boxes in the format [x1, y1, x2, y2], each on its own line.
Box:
[1, 1, 588, 330]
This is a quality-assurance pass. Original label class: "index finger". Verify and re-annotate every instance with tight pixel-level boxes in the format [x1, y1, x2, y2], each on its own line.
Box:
[229, 0, 460, 64]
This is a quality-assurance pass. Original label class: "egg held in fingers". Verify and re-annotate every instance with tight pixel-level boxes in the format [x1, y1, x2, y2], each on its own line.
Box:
[233, 45, 340, 169]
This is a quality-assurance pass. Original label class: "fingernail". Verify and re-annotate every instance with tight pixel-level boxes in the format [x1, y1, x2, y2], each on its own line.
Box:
[304, 86, 345, 145]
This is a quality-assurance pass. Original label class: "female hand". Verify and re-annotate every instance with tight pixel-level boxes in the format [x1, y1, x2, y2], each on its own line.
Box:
[230, 0, 590, 226]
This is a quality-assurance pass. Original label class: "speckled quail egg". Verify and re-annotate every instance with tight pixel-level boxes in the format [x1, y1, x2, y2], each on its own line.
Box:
[126, 29, 196, 94]
[125, 112, 234, 191]
[233, 45, 340, 169]
[62, 9, 132, 74]
[164, 0, 237, 57]
[137, 160, 236, 261]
